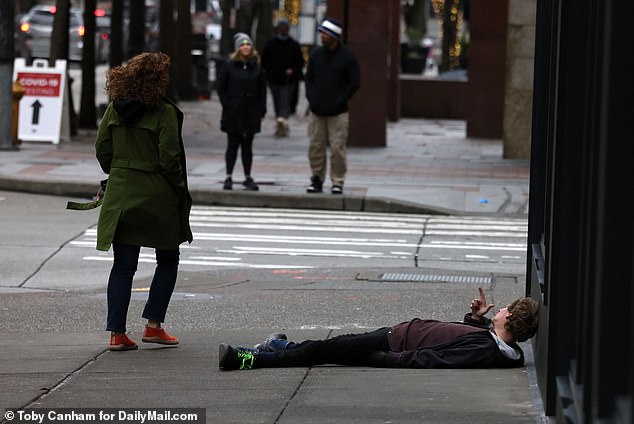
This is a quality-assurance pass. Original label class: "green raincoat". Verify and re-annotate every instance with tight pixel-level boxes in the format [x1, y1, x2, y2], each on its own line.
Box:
[95, 99, 193, 251]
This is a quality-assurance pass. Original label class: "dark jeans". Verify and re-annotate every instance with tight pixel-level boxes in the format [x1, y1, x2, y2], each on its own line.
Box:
[106, 243, 180, 333]
[225, 132, 254, 176]
[259, 327, 391, 368]
[269, 82, 293, 119]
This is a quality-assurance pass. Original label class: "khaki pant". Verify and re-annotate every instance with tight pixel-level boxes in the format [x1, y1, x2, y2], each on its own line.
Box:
[307, 112, 349, 187]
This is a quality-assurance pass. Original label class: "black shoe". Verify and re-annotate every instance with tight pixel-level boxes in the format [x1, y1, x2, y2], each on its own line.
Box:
[223, 177, 232, 190]
[219, 344, 257, 371]
[253, 332, 294, 352]
[331, 185, 343, 195]
[306, 176, 323, 193]
[243, 177, 259, 191]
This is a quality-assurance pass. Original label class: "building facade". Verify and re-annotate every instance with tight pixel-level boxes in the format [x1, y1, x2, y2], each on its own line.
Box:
[527, 0, 633, 422]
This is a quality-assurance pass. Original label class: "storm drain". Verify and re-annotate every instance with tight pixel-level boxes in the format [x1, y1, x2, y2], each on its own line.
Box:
[379, 272, 492, 284]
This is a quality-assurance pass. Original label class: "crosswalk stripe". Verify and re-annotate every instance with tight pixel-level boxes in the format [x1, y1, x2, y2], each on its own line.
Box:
[190, 221, 424, 235]
[75, 206, 528, 269]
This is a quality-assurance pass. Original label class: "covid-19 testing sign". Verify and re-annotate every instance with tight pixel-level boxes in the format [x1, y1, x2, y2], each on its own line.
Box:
[13, 58, 69, 144]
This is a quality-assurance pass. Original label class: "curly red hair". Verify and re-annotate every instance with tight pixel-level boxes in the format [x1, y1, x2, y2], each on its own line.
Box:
[105, 52, 170, 108]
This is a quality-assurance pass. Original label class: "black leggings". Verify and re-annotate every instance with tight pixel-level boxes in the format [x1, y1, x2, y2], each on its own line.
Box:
[225, 132, 254, 176]
[258, 327, 390, 368]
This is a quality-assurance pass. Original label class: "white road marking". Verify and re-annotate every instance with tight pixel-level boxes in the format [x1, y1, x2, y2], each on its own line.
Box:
[76, 206, 528, 270]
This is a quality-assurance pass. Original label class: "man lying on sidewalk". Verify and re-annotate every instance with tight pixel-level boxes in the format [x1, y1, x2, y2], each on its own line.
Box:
[218, 288, 539, 371]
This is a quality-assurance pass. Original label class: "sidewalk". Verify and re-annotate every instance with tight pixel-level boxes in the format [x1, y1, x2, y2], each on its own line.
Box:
[0, 97, 530, 217]
[0, 267, 543, 423]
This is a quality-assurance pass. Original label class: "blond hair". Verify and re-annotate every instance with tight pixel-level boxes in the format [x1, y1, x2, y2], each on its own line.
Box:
[230, 47, 260, 64]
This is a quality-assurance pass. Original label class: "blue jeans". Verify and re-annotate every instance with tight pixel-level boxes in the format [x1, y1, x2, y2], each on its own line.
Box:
[106, 243, 180, 333]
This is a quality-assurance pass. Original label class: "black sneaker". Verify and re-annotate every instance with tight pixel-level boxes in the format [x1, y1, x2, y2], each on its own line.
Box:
[253, 332, 295, 352]
[219, 344, 257, 370]
[331, 185, 343, 195]
[243, 177, 259, 191]
[306, 176, 323, 193]
[223, 177, 232, 190]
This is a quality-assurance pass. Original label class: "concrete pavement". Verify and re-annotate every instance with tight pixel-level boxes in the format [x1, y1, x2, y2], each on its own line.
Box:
[0, 96, 530, 217]
[0, 97, 543, 423]
[1, 266, 543, 423]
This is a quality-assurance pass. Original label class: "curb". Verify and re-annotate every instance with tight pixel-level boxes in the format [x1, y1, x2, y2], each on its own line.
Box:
[0, 176, 456, 215]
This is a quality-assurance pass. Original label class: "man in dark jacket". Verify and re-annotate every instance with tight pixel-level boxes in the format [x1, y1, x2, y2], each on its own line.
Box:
[218, 288, 540, 370]
[261, 18, 304, 137]
[305, 18, 360, 195]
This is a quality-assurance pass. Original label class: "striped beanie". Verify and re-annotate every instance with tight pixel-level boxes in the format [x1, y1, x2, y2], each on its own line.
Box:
[318, 18, 343, 40]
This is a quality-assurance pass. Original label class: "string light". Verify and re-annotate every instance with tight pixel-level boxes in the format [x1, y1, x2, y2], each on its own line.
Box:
[448, 0, 462, 70]
[282, 0, 301, 26]
[434, 0, 464, 70]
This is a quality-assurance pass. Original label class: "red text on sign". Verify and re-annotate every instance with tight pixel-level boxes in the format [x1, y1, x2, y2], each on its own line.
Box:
[17, 72, 62, 97]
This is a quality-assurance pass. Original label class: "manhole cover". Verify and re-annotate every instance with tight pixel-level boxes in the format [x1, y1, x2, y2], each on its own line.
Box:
[379, 273, 491, 284]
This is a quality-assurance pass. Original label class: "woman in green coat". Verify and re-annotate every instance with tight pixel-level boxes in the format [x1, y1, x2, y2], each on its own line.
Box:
[95, 52, 193, 351]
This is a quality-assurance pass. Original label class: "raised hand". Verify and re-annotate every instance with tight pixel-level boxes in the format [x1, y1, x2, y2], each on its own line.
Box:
[470, 287, 495, 320]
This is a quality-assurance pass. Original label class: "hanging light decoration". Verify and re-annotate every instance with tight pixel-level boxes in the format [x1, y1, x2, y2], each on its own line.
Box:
[435, 0, 464, 71]
[448, 0, 463, 70]
[282, 0, 302, 26]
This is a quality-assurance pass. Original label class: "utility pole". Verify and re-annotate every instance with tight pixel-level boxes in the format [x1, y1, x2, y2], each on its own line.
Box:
[0, 0, 16, 150]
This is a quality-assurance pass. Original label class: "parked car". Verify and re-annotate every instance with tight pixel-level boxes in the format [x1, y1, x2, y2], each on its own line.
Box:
[15, 5, 109, 63]
[95, 9, 111, 63]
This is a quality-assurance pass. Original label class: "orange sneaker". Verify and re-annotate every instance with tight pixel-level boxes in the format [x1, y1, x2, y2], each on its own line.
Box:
[142, 326, 179, 345]
[109, 333, 138, 351]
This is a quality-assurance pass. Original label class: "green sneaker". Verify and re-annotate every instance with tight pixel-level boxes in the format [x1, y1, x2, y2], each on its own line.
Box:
[219, 344, 257, 371]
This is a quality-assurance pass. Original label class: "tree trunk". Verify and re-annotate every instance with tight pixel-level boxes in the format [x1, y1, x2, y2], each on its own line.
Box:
[128, 0, 145, 58]
[50, 0, 76, 135]
[159, 0, 177, 101]
[176, 0, 197, 100]
[79, 0, 97, 128]
[220, 0, 255, 57]
[49, 0, 70, 65]
[192, 0, 209, 97]
[253, 0, 274, 53]
[109, 0, 123, 66]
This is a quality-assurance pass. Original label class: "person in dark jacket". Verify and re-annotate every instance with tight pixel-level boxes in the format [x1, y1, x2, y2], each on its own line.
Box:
[216, 32, 267, 191]
[261, 18, 304, 137]
[305, 18, 360, 195]
[95, 52, 193, 351]
[218, 288, 539, 370]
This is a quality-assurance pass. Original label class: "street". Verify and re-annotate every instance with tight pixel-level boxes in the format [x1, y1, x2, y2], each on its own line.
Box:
[2, 190, 527, 294]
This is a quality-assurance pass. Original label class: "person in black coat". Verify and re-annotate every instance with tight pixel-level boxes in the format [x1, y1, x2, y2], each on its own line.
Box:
[261, 18, 305, 137]
[216, 33, 267, 191]
[218, 288, 540, 370]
